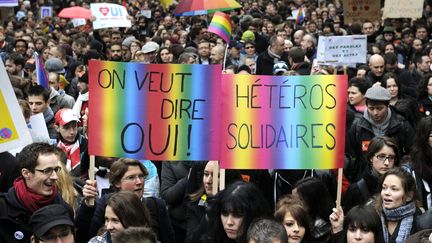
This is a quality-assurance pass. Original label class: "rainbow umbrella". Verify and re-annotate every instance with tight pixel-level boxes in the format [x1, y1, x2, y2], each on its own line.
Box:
[174, 0, 241, 16]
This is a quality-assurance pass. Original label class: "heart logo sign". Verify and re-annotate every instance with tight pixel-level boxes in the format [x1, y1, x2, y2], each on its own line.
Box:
[99, 7, 109, 16]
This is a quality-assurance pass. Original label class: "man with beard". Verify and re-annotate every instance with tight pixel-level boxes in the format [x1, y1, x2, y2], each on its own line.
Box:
[5, 53, 26, 78]
[108, 42, 123, 62]
[256, 36, 288, 75]
[0, 143, 70, 243]
[55, 108, 89, 178]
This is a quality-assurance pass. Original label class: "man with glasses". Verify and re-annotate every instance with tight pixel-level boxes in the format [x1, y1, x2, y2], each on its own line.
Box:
[347, 86, 414, 182]
[0, 143, 70, 243]
[29, 204, 75, 243]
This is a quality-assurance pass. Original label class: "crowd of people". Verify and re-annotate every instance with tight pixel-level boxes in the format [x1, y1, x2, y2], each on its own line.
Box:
[1, 0, 432, 242]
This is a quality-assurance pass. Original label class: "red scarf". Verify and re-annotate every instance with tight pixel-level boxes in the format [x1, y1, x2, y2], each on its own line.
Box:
[58, 139, 81, 170]
[13, 176, 57, 213]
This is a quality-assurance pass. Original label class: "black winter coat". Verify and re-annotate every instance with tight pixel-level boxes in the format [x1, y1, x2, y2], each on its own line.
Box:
[0, 187, 69, 243]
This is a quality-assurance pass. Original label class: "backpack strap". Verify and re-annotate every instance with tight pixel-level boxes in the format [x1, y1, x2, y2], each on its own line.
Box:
[356, 178, 370, 202]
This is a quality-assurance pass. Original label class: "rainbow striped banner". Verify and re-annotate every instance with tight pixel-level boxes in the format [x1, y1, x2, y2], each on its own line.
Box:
[208, 11, 232, 43]
[220, 74, 347, 169]
[34, 52, 49, 88]
[88, 60, 222, 160]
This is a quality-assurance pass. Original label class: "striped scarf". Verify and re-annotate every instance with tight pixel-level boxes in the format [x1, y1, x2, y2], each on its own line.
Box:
[381, 201, 416, 243]
[58, 139, 81, 171]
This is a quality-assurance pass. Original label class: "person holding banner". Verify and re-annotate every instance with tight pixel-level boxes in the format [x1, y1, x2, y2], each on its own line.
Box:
[329, 205, 384, 243]
[77, 158, 174, 243]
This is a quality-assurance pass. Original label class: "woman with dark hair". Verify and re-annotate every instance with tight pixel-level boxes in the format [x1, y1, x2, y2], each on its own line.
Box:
[185, 161, 242, 243]
[330, 205, 384, 243]
[156, 47, 173, 64]
[417, 74, 432, 117]
[274, 195, 312, 243]
[207, 181, 272, 243]
[88, 191, 152, 243]
[405, 116, 432, 210]
[76, 158, 174, 243]
[381, 72, 420, 127]
[348, 77, 371, 114]
[374, 168, 424, 242]
[344, 136, 400, 212]
[292, 177, 334, 242]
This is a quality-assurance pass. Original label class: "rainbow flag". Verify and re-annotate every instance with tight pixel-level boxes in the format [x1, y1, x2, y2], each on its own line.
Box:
[88, 61, 222, 161]
[208, 11, 232, 43]
[34, 52, 49, 89]
[296, 5, 304, 24]
[220, 74, 347, 169]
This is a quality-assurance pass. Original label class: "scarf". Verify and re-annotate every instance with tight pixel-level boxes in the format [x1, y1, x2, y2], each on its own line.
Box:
[13, 176, 57, 213]
[58, 138, 81, 171]
[43, 106, 54, 124]
[363, 108, 391, 136]
[381, 201, 416, 243]
[72, 92, 89, 119]
[267, 47, 281, 64]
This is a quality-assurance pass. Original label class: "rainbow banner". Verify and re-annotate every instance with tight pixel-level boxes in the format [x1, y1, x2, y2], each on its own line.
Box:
[220, 74, 347, 169]
[88, 60, 222, 160]
[34, 52, 49, 88]
[208, 11, 232, 43]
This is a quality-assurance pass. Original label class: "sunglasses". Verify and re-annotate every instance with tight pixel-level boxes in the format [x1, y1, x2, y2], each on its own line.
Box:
[245, 46, 255, 49]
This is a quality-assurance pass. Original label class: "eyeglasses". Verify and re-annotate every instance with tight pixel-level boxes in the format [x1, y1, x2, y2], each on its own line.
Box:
[375, 154, 396, 162]
[35, 166, 62, 175]
[245, 46, 255, 49]
[122, 174, 146, 182]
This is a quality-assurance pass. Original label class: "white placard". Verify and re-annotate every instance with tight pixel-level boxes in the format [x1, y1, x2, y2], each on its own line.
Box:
[0, 61, 32, 153]
[29, 113, 50, 141]
[383, 0, 423, 19]
[72, 18, 87, 27]
[317, 35, 367, 65]
[140, 10, 151, 19]
[90, 3, 131, 30]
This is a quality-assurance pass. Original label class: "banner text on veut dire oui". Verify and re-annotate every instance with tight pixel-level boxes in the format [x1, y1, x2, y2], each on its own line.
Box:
[88, 61, 221, 161]
[88, 61, 347, 169]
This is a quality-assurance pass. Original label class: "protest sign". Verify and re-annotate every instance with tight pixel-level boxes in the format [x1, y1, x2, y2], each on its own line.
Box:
[343, 0, 380, 24]
[0, 0, 18, 7]
[317, 35, 367, 65]
[88, 60, 222, 160]
[90, 3, 131, 30]
[220, 74, 347, 169]
[0, 61, 32, 153]
[72, 18, 86, 27]
[40, 6, 52, 19]
[383, 0, 423, 19]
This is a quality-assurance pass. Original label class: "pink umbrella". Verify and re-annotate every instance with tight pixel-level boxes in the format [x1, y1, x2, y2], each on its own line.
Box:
[58, 6, 92, 19]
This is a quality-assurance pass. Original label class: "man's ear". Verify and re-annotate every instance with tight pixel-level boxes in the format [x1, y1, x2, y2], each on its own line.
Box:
[21, 168, 31, 179]
[30, 235, 36, 243]
[55, 124, 60, 132]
